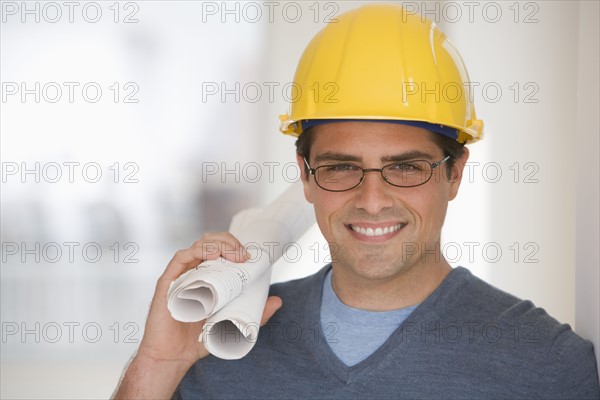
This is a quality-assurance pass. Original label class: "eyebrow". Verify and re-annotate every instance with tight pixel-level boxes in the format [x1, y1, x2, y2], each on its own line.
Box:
[381, 151, 437, 163]
[313, 150, 437, 164]
[313, 152, 361, 163]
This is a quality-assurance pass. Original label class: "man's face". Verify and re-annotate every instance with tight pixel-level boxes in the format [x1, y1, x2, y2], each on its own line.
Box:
[297, 121, 468, 283]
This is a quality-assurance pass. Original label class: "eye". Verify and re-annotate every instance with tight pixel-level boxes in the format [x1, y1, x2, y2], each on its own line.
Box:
[321, 163, 360, 173]
[388, 162, 424, 172]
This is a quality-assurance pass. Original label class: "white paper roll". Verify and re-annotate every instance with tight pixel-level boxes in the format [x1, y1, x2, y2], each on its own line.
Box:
[167, 181, 315, 359]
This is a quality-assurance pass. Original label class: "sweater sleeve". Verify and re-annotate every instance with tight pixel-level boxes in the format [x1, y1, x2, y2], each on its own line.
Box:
[543, 325, 600, 399]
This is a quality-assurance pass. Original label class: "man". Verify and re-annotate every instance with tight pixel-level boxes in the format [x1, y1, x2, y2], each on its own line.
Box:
[114, 5, 600, 399]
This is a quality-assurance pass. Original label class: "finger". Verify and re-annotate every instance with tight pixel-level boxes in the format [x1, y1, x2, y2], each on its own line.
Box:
[159, 247, 208, 282]
[192, 232, 250, 264]
[260, 296, 283, 326]
[160, 235, 250, 282]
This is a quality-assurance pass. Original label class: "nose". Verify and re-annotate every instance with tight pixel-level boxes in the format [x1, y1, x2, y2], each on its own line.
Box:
[353, 170, 394, 215]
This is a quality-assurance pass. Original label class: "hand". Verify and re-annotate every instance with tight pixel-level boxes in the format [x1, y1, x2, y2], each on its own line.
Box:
[140, 232, 282, 365]
[113, 233, 282, 399]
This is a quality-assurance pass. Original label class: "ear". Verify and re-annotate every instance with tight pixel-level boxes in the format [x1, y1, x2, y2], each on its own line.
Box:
[296, 153, 313, 204]
[448, 146, 469, 201]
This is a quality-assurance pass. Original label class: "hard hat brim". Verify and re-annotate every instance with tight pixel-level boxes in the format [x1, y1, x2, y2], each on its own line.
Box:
[299, 119, 459, 142]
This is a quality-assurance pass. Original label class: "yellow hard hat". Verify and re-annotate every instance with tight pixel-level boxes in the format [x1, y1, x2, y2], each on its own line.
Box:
[279, 4, 483, 144]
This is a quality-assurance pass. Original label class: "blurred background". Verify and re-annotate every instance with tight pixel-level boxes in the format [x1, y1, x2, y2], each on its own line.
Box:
[1, 1, 598, 398]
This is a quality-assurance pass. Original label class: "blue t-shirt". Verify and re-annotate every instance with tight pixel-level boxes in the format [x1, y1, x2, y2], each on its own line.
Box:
[320, 270, 417, 366]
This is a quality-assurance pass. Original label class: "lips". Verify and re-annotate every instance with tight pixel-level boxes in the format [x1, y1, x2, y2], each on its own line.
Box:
[348, 223, 406, 237]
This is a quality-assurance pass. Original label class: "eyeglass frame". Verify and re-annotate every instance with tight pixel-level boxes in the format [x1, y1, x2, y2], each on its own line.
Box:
[303, 155, 451, 192]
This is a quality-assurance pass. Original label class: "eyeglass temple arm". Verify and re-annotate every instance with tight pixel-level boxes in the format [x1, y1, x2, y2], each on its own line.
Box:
[302, 157, 315, 174]
[432, 155, 451, 168]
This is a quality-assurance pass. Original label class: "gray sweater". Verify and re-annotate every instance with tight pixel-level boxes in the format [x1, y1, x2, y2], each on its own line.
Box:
[175, 266, 600, 399]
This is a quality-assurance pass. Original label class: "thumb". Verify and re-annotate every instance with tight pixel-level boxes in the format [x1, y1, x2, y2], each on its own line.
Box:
[260, 296, 282, 326]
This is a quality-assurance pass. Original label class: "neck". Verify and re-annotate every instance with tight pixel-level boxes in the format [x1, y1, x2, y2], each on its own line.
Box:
[330, 256, 452, 311]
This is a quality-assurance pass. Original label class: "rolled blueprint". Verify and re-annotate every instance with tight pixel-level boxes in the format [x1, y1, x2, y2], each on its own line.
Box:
[167, 181, 315, 359]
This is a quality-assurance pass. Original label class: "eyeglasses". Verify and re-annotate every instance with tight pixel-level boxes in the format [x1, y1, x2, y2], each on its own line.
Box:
[303, 156, 451, 192]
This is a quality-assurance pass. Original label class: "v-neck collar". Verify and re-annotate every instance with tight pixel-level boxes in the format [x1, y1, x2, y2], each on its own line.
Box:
[301, 265, 468, 384]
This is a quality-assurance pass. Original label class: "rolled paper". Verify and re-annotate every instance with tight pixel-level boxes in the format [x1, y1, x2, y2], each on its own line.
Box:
[167, 181, 315, 359]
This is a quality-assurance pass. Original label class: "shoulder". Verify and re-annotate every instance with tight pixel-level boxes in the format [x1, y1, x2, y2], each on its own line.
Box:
[439, 267, 560, 325]
[438, 267, 586, 345]
[431, 267, 600, 397]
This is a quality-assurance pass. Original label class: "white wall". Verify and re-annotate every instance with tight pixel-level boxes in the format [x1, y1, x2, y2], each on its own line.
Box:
[575, 0, 600, 377]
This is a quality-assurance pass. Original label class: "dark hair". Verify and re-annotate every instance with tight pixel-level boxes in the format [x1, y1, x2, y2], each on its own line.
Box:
[295, 127, 315, 175]
[295, 126, 465, 180]
[429, 132, 466, 180]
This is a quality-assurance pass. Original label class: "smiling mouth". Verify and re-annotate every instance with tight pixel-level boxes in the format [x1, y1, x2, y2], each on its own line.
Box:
[348, 223, 406, 237]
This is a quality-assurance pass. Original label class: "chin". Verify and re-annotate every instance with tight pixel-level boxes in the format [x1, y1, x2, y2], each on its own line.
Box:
[344, 254, 410, 281]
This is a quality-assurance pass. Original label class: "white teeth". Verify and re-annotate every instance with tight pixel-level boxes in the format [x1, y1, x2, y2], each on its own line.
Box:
[351, 223, 404, 237]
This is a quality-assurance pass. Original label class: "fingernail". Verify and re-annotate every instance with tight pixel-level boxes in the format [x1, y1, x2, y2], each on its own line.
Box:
[240, 248, 249, 260]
